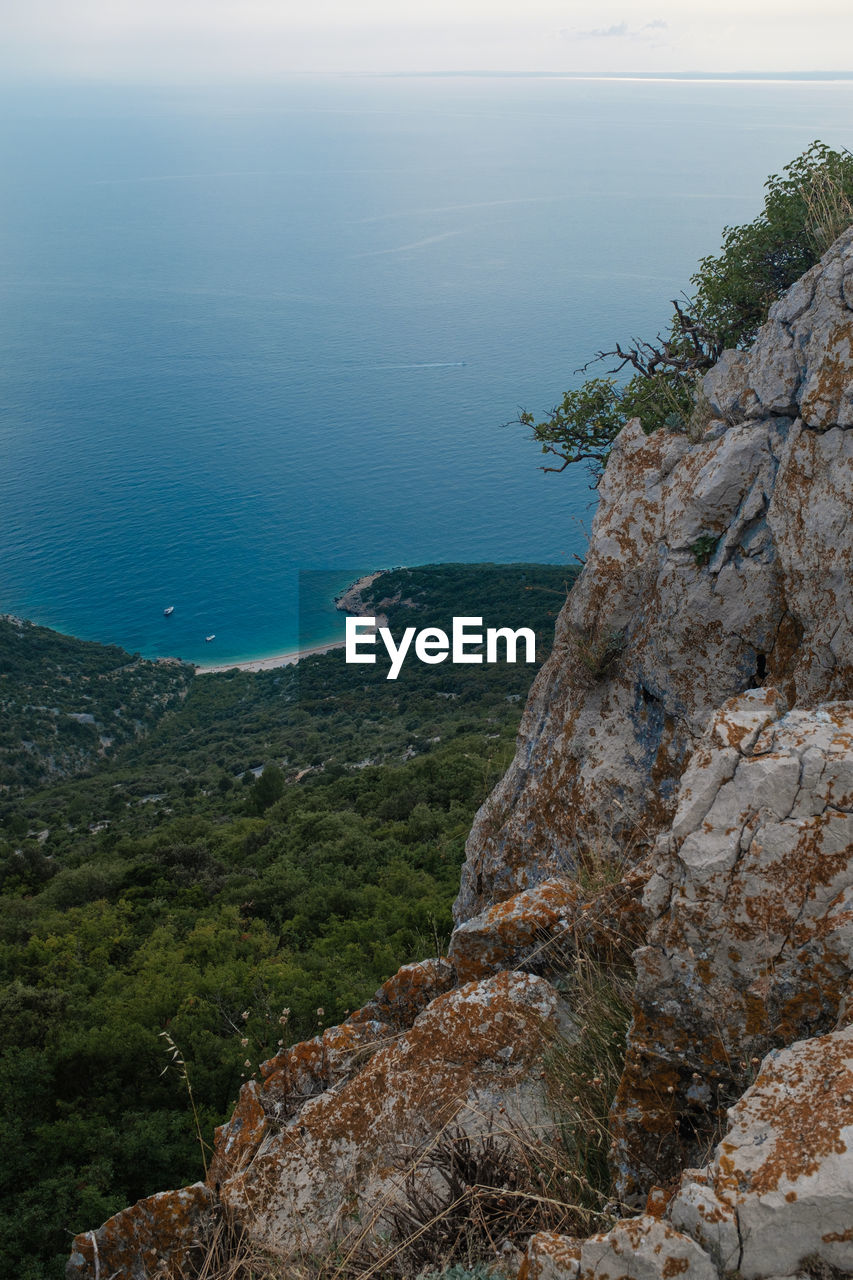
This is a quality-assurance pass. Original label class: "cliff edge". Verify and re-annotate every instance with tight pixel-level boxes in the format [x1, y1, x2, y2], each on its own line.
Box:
[457, 225, 853, 924]
[69, 229, 853, 1280]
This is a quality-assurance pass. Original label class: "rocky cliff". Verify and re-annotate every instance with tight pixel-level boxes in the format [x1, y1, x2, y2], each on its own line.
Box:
[457, 226, 853, 924]
[68, 229, 853, 1280]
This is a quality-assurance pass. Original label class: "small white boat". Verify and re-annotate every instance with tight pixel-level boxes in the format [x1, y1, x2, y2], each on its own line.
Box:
[205, 634, 216, 643]
[163, 605, 174, 617]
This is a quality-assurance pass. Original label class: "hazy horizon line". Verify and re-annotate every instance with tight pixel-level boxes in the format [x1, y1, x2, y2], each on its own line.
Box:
[3, 68, 853, 90]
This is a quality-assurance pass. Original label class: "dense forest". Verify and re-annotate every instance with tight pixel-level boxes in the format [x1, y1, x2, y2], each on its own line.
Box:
[0, 563, 576, 1279]
[0, 616, 192, 792]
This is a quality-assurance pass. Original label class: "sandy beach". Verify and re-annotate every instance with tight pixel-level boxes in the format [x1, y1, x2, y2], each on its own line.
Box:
[195, 638, 346, 675]
[195, 569, 388, 675]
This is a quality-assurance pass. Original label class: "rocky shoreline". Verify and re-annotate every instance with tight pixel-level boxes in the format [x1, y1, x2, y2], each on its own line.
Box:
[334, 568, 402, 630]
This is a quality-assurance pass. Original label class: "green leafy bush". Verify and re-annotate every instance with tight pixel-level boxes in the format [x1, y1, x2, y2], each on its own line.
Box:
[521, 142, 853, 481]
[693, 140, 853, 348]
[517, 377, 624, 484]
[690, 534, 720, 567]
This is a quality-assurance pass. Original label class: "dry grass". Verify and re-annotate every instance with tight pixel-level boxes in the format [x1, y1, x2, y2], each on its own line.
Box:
[569, 621, 625, 680]
[541, 952, 633, 1211]
[156, 950, 633, 1280]
[801, 165, 853, 255]
[159, 1030, 210, 1180]
[572, 820, 642, 899]
[349, 1117, 607, 1279]
[356, 948, 633, 1277]
[154, 1210, 284, 1280]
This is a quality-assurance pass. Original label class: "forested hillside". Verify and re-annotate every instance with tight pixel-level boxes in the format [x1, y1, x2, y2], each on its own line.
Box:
[0, 615, 192, 792]
[0, 563, 575, 1279]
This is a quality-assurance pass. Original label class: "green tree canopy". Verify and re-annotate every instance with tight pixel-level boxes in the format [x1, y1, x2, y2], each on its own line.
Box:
[522, 141, 853, 483]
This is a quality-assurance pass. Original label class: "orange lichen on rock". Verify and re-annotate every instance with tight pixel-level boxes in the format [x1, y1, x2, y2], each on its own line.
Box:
[219, 970, 569, 1263]
[259, 956, 453, 1114]
[670, 1026, 853, 1278]
[448, 877, 582, 981]
[573, 1215, 717, 1280]
[613, 694, 853, 1202]
[449, 854, 650, 987]
[66, 1183, 215, 1280]
[520, 1230, 583, 1280]
[208, 1079, 268, 1188]
[348, 955, 456, 1030]
[800, 320, 853, 428]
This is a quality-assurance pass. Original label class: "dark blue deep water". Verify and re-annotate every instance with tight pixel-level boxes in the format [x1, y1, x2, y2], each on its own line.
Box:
[1, 77, 851, 664]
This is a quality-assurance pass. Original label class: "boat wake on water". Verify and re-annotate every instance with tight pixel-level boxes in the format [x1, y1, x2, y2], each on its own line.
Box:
[366, 361, 467, 370]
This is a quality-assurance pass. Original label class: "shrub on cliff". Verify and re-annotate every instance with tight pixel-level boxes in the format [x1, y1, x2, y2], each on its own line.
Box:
[522, 141, 853, 482]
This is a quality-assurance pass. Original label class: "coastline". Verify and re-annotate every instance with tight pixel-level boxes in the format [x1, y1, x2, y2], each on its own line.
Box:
[195, 569, 389, 674]
[195, 638, 347, 675]
[332, 570, 388, 616]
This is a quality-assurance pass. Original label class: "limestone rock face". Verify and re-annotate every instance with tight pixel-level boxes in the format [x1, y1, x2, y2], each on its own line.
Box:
[669, 1026, 853, 1280]
[612, 692, 853, 1201]
[219, 970, 568, 1262]
[209, 957, 455, 1187]
[521, 1230, 583, 1280]
[522, 1027, 853, 1280]
[448, 866, 649, 984]
[577, 1216, 718, 1280]
[67, 1184, 215, 1280]
[449, 876, 582, 982]
[70, 960, 456, 1277]
[457, 229, 853, 924]
[521, 1217, 717, 1280]
[705, 227, 853, 429]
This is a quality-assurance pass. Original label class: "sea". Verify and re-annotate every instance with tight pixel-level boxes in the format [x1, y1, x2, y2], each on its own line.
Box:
[1, 75, 851, 666]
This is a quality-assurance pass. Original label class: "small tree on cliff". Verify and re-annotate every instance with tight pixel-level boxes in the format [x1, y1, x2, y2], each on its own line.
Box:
[522, 141, 853, 483]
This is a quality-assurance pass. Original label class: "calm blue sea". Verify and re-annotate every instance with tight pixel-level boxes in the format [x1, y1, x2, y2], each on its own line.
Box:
[1, 76, 851, 665]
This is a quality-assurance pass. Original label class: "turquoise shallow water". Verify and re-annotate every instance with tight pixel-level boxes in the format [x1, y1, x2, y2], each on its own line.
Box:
[1, 76, 852, 665]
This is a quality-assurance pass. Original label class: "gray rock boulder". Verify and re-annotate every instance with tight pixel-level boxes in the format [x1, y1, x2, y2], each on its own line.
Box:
[521, 1217, 717, 1280]
[669, 1025, 853, 1280]
[219, 971, 570, 1264]
[705, 227, 853, 429]
[612, 692, 853, 1201]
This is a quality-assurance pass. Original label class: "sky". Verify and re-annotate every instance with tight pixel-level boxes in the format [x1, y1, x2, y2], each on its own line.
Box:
[2, 0, 853, 81]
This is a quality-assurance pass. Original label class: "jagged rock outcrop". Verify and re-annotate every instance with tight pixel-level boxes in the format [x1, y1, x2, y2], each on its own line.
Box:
[611, 691, 853, 1202]
[219, 970, 568, 1261]
[66, 1184, 215, 1280]
[71, 970, 570, 1274]
[524, 1022, 853, 1280]
[448, 865, 649, 984]
[456, 226, 853, 923]
[521, 1231, 584, 1280]
[522, 1024, 853, 1280]
[68, 231, 853, 1280]
[669, 1025, 853, 1278]
[69, 960, 454, 1271]
[521, 1216, 717, 1280]
[448, 877, 583, 983]
[209, 957, 456, 1186]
